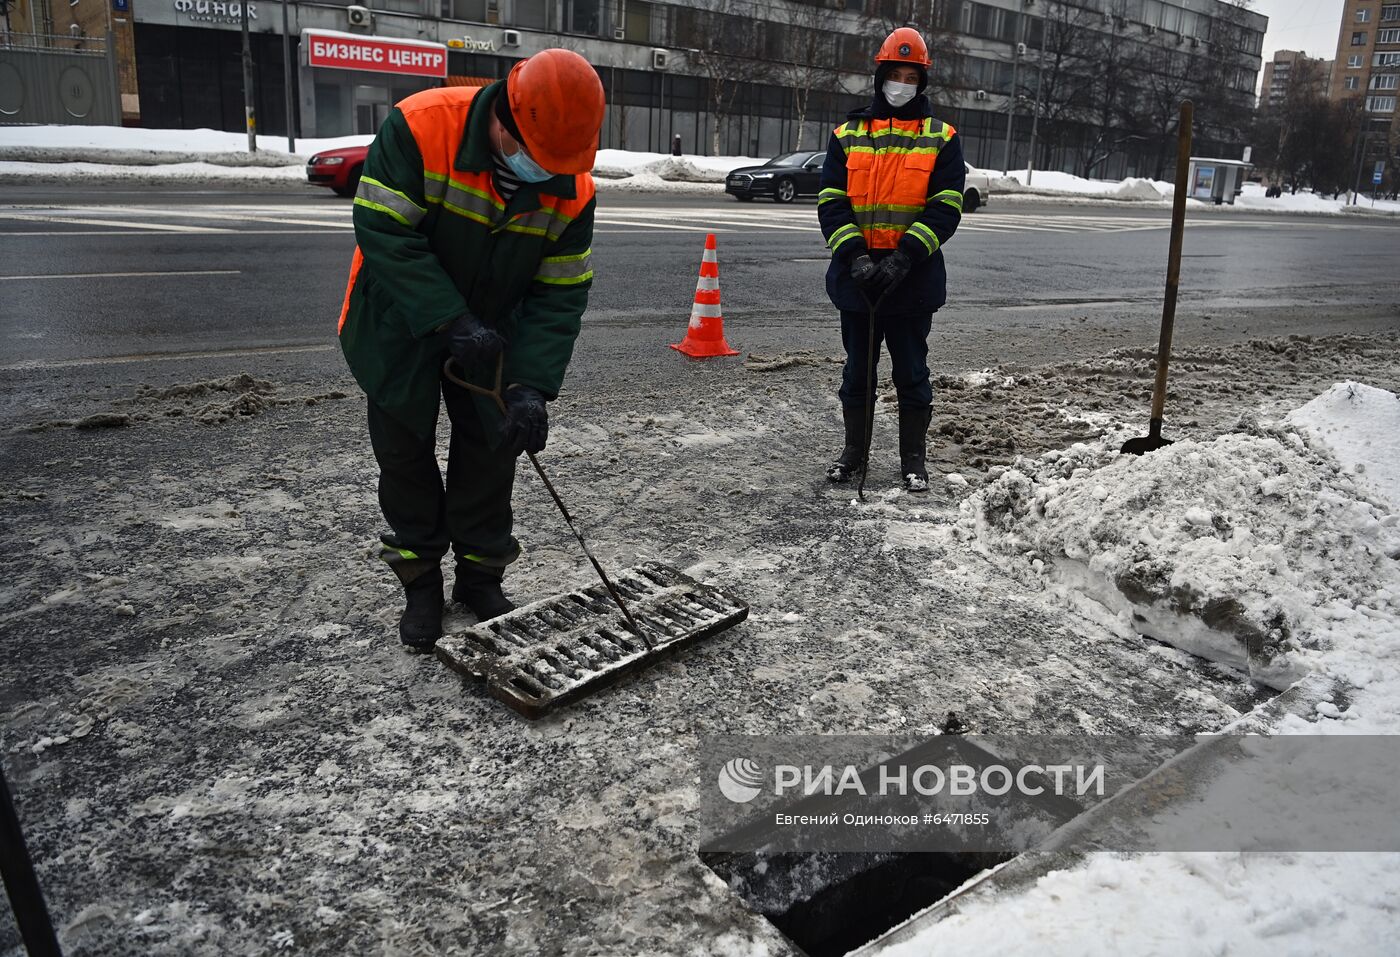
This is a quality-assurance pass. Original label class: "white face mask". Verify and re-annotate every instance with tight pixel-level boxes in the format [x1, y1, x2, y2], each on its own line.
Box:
[882, 80, 918, 108]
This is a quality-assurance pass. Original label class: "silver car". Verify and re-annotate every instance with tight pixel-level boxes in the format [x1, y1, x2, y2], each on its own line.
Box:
[963, 162, 992, 213]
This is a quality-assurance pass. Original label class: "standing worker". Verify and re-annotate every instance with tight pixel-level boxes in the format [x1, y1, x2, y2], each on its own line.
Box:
[338, 50, 604, 651]
[818, 28, 965, 492]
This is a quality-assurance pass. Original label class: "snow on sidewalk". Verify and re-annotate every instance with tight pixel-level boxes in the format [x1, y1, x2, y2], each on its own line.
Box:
[869, 382, 1400, 956]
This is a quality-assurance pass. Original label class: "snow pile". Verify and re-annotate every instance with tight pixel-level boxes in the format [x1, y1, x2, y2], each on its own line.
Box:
[990, 169, 1172, 203]
[1286, 382, 1400, 507]
[1234, 181, 1400, 216]
[0, 124, 371, 159]
[960, 394, 1400, 695]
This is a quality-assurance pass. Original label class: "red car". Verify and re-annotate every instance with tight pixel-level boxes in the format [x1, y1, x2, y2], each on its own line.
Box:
[306, 144, 369, 197]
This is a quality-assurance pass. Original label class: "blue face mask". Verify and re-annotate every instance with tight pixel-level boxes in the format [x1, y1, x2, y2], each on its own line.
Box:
[502, 142, 554, 183]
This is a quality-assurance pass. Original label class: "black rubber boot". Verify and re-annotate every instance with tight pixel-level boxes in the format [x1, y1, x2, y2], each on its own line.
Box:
[827, 404, 871, 483]
[452, 563, 516, 622]
[899, 406, 933, 492]
[397, 565, 444, 652]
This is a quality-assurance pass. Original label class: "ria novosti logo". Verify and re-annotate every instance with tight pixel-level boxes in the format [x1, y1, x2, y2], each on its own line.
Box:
[717, 757, 764, 803]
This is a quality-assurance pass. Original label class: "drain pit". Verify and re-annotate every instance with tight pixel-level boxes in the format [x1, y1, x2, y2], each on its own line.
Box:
[702, 848, 1011, 957]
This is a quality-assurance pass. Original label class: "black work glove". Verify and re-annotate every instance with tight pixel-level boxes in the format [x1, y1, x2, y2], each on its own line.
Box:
[868, 250, 912, 299]
[447, 312, 506, 367]
[499, 386, 548, 456]
[849, 253, 878, 292]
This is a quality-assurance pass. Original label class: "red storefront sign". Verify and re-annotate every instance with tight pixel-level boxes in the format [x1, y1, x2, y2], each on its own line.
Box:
[304, 29, 448, 79]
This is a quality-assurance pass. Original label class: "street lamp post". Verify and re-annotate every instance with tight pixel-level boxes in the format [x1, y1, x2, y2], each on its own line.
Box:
[1002, 11, 1028, 174]
[241, 0, 256, 152]
[1027, 0, 1049, 186]
[281, 0, 295, 153]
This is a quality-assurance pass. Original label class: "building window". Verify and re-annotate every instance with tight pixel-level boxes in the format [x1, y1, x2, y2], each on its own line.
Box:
[1384, 4, 1400, 21]
[442, 0, 487, 21]
[1379, 28, 1400, 42]
[1346, 75, 1361, 89]
[1376, 51, 1400, 65]
[1358, 8, 1371, 21]
[1366, 94, 1397, 111]
[1349, 54, 1363, 66]
[1353, 31, 1368, 45]
[1372, 73, 1400, 89]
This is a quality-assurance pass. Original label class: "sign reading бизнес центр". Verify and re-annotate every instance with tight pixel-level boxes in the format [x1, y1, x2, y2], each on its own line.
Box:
[304, 29, 448, 79]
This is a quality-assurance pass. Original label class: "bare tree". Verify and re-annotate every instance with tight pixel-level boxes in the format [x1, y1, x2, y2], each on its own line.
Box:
[1077, 1, 1144, 178]
[1131, 43, 1198, 180]
[1023, 1, 1098, 173]
[782, 2, 842, 151]
[1190, 0, 1259, 157]
[677, 0, 775, 155]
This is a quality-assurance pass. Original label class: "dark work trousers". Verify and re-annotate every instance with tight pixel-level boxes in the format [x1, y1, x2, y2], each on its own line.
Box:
[838, 308, 934, 410]
[367, 373, 520, 573]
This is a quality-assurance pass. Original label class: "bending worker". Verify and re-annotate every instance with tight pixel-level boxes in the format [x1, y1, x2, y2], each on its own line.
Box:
[818, 28, 965, 492]
[338, 49, 604, 650]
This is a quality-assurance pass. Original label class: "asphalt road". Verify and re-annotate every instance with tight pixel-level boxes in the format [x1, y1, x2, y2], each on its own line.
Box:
[1, 185, 1397, 403]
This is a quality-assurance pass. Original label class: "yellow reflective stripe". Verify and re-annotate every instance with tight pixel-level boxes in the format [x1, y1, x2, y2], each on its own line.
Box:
[909, 221, 940, 253]
[439, 201, 494, 228]
[534, 248, 593, 285]
[353, 196, 412, 227]
[818, 187, 847, 205]
[357, 175, 426, 223]
[854, 208, 920, 229]
[852, 202, 924, 214]
[828, 223, 861, 251]
[931, 189, 963, 206]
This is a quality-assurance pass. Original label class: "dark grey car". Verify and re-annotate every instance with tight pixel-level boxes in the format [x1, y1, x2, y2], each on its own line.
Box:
[724, 151, 825, 203]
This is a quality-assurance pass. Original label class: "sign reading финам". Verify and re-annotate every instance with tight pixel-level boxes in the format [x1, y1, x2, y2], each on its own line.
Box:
[304, 29, 448, 79]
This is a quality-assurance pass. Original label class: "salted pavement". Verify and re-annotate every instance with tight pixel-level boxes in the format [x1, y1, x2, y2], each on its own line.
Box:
[4, 328, 1398, 954]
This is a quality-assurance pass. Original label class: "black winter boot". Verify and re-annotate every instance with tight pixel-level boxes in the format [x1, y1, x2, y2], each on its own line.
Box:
[397, 565, 444, 652]
[453, 563, 516, 622]
[827, 404, 872, 483]
[898, 406, 933, 492]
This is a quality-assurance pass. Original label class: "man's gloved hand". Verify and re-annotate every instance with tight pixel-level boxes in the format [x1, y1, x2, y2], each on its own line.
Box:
[868, 250, 912, 298]
[447, 312, 506, 368]
[499, 386, 548, 456]
[849, 253, 878, 292]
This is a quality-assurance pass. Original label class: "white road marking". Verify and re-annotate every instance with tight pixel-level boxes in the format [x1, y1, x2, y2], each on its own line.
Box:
[0, 269, 242, 281]
[0, 213, 235, 233]
[0, 343, 336, 371]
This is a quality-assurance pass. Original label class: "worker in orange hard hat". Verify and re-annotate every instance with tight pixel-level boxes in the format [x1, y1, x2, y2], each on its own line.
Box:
[817, 27, 966, 493]
[339, 49, 606, 651]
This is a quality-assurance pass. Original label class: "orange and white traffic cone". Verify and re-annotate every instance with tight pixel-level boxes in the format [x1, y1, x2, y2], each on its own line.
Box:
[670, 233, 739, 358]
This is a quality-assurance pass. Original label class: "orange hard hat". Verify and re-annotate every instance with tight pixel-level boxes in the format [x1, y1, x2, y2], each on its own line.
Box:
[876, 28, 931, 67]
[505, 49, 605, 175]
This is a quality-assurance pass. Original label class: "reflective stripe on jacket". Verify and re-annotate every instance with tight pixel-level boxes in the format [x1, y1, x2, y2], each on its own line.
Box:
[339, 82, 596, 439]
[817, 98, 965, 315]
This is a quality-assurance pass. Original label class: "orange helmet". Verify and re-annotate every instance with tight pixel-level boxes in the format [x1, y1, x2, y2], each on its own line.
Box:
[505, 49, 605, 175]
[876, 28, 931, 67]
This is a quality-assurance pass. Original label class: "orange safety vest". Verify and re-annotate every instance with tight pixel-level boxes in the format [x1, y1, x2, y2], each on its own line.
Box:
[339, 84, 597, 333]
[836, 116, 956, 250]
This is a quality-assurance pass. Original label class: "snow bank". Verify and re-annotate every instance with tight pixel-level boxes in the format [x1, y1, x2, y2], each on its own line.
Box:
[1287, 382, 1400, 508]
[961, 390, 1400, 699]
[878, 383, 1400, 957]
[990, 168, 1172, 203]
[0, 124, 371, 159]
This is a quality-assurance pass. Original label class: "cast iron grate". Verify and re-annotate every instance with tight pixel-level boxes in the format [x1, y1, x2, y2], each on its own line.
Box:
[436, 561, 748, 719]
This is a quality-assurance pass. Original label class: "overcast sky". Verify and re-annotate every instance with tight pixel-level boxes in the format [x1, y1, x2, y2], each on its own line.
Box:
[1250, 0, 1347, 61]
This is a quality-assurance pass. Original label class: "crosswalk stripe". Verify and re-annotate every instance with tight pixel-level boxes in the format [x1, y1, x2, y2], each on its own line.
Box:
[0, 212, 236, 233]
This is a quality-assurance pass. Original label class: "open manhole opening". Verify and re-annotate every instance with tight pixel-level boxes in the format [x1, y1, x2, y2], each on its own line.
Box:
[701, 848, 1013, 957]
[697, 737, 1093, 957]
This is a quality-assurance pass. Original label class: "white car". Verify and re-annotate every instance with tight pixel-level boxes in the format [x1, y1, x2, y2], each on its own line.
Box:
[963, 163, 992, 213]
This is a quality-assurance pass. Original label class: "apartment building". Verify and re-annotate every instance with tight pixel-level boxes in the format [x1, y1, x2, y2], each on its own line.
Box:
[1261, 49, 1332, 109]
[1331, 1, 1400, 121]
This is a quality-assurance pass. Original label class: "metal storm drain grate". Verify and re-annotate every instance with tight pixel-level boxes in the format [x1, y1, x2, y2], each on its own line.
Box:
[435, 561, 748, 719]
